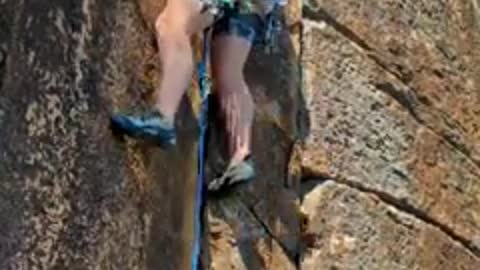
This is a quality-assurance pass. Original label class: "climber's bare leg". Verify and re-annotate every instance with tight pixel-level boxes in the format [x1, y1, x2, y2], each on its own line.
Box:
[109, 0, 214, 147]
[153, 0, 214, 124]
[211, 34, 254, 164]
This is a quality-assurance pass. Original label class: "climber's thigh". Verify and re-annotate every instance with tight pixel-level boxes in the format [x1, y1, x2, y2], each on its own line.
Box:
[211, 36, 252, 91]
[212, 11, 265, 45]
[211, 13, 262, 81]
[157, 0, 214, 35]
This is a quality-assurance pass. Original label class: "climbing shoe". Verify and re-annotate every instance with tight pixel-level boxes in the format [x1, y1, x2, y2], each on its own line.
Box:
[110, 110, 176, 147]
[208, 156, 255, 193]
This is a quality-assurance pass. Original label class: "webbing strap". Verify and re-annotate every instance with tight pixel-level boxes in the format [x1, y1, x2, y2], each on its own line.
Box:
[191, 28, 212, 270]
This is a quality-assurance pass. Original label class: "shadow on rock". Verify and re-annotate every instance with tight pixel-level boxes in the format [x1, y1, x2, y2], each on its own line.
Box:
[202, 8, 310, 269]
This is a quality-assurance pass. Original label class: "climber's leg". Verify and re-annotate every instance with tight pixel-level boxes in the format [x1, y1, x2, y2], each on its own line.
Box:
[110, 0, 214, 147]
[212, 35, 254, 164]
[208, 13, 264, 192]
[153, 0, 214, 122]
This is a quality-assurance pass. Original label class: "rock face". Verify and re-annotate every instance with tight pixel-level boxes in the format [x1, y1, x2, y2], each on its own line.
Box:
[0, 0, 197, 269]
[0, 0, 479, 270]
[299, 0, 480, 269]
[301, 181, 480, 270]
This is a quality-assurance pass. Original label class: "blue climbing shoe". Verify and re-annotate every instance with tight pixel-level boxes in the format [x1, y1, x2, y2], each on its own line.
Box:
[208, 156, 255, 193]
[110, 110, 176, 147]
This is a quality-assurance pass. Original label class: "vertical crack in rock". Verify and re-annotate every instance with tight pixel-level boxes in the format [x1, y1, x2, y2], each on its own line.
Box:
[296, 18, 310, 141]
[246, 203, 300, 269]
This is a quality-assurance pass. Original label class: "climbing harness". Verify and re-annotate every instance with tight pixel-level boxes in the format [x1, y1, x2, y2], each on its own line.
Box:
[191, 27, 213, 270]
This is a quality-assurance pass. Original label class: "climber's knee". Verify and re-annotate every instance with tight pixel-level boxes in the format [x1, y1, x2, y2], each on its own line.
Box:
[154, 15, 191, 56]
[154, 13, 169, 37]
[155, 0, 210, 37]
[215, 72, 242, 94]
[155, 12, 182, 40]
[154, 2, 193, 38]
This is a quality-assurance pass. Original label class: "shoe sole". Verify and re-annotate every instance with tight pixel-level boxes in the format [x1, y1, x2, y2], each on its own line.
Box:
[110, 117, 176, 149]
[207, 176, 254, 197]
[207, 162, 255, 194]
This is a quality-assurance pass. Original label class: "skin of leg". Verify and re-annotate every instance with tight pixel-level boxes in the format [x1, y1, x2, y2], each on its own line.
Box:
[153, 0, 214, 124]
[211, 34, 255, 164]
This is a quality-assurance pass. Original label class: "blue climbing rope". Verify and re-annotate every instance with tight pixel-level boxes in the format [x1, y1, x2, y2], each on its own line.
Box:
[192, 27, 212, 270]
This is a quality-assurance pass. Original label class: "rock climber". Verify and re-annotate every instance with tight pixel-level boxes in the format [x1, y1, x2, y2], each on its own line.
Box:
[110, 0, 286, 192]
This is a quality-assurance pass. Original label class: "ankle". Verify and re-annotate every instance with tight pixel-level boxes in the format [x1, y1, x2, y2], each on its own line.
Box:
[153, 105, 175, 125]
[230, 148, 251, 164]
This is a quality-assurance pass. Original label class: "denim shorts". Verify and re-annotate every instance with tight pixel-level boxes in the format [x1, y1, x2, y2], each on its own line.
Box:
[212, 8, 266, 45]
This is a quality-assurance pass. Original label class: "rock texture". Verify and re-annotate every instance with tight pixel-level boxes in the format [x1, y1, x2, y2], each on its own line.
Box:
[0, 0, 197, 269]
[301, 181, 480, 270]
[0, 0, 479, 269]
[299, 0, 480, 269]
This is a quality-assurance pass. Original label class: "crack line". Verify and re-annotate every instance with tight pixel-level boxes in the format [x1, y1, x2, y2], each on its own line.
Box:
[323, 176, 480, 258]
[302, 6, 480, 170]
[245, 203, 300, 269]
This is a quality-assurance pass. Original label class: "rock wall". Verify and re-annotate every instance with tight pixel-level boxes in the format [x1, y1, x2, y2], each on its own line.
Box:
[0, 0, 197, 269]
[0, 0, 478, 270]
[298, 0, 480, 269]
